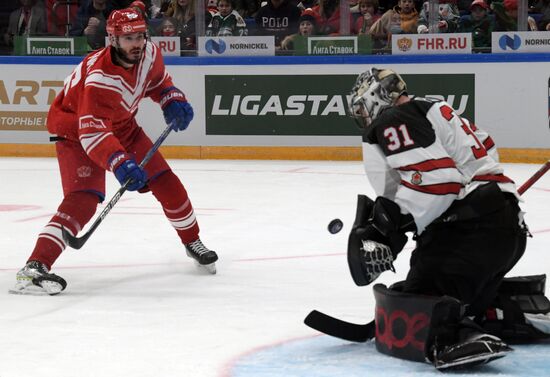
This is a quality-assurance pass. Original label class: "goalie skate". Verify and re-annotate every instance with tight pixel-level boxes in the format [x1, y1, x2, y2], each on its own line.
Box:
[185, 239, 218, 274]
[9, 261, 67, 296]
[432, 333, 512, 370]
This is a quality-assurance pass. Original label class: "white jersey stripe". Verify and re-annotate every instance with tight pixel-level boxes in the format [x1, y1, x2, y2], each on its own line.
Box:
[80, 131, 114, 154]
[169, 212, 197, 230]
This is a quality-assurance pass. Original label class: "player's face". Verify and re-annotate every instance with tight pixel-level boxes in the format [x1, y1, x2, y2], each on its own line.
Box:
[470, 6, 486, 21]
[299, 20, 314, 36]
[162, 21, 177, 36]
[360, 3, 374, 15]
[218, 0, 232, 16]
[117, 32, 146, 65]
[399, 0, 414, 13]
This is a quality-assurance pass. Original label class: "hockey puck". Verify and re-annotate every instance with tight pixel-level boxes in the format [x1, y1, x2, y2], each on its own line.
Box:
[328, 219, 343, 234]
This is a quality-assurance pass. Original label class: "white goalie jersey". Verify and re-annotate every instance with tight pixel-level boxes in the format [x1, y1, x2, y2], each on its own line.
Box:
[362, 97, 520, 234]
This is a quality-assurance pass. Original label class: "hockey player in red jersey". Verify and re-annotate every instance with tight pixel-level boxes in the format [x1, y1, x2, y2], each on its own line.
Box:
[344, 68, 550, 369]
[10, 7, 218, 296]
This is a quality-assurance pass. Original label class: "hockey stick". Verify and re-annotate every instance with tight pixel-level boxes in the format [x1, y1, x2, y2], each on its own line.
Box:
[304, 310, 375, 342]
[61, 124, 173, 249]
[518, 160, 550, 195]
[305, 160, 550, 342]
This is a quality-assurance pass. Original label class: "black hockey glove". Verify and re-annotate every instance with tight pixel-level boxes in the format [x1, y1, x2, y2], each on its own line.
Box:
[348, 195, 416, 286]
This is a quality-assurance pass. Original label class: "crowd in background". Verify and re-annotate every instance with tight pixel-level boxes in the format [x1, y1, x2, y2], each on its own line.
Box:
[1, 0, 550, 55]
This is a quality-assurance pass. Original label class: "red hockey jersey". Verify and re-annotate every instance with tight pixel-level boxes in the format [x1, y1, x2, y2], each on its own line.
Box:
[47, 41, 174, 170]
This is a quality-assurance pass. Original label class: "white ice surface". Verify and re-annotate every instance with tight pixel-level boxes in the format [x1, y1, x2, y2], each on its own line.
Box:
[1, 158, 549, 377]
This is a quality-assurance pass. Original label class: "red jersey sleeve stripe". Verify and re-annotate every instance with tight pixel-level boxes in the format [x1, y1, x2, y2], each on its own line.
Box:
[398, 157, 457, 172]
[401, 180, 463, 195]
[472, 174, 514, 184]
[483, 137, 495, 151]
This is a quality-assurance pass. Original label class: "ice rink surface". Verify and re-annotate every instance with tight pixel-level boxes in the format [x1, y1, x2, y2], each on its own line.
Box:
[1, 157, 549, 377]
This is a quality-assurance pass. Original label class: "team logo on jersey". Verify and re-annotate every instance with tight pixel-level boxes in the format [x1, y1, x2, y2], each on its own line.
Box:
[77, 165, 92, 178]
[411, 171, 422, 185]
[396, 37, 413, 52]
[79, 115, 107, 130]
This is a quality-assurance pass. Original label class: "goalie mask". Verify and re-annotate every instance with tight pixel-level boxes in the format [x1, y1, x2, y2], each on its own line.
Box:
[348, 68, 407, 129]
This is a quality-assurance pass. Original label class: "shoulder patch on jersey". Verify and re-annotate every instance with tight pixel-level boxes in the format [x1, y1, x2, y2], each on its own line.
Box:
[411, 171, 423, 185]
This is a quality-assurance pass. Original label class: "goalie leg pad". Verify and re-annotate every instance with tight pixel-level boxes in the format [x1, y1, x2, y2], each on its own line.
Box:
[372, 283, 462, 362]
[481, 274, 550, 342]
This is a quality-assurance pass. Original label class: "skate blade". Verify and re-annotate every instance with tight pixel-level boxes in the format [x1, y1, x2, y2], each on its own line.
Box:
[193, 260, 217, 274]
[9, 283, 49, 296]
[435, 350, 510, 370]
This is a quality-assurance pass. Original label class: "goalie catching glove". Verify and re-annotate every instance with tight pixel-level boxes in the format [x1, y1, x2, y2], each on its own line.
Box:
[348, 195, 416, 286]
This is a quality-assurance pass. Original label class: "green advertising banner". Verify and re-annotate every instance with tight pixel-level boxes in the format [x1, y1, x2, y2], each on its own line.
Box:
[205, 74, 475, 136]
[13, 36, 89, 56]
[292, 35, 372, 55]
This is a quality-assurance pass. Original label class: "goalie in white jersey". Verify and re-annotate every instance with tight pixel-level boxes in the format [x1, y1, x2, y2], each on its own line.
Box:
[346, 68, 549, 369]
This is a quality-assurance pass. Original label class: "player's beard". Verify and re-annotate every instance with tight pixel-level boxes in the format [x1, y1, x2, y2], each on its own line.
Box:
[114, 42, 145, 66]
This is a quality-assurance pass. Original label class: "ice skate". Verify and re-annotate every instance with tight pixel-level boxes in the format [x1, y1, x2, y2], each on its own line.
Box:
[185, 239, 218, 274]
[432, 333, 512, 370]
[9, 261, 67, 296]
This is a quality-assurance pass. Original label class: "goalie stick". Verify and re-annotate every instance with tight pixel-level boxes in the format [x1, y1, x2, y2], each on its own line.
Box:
[304, 310, 375, 343]
[305, 160, 550, 342]
[518, 159, 550, 195]
[61, 123, 174, 249]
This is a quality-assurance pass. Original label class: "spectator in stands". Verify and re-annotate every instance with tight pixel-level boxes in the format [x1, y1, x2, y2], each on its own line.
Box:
[157, 0, 175, 17]
[535, 0, 550, 30]
[3, 0, 47, 47]
[255, 0, 301, 46]
[491, 0, 518, 31]
[129, 0, 157, 34]
[310, 0, 355, 34]
[206, 0, 218, 15]
[279, 7, 317, 50]
[296, 0, 318, 11]
[70, 0, 114, 50]
[164, 0, 212, 50]
[417, 0, 460, 33]
[457, 0, 474, 14]
[459, 0, 493, 49]
[206, 0, 248, 35]
[369, 0, 418, 48]
[46, 0, 79, 36]
[156, 15, 179, 35]
[354, 0, 381, 34]
[234, 0, 259, 18]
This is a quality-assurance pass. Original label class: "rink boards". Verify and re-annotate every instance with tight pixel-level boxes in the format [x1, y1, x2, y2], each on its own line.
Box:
[0, 54, 549, 162]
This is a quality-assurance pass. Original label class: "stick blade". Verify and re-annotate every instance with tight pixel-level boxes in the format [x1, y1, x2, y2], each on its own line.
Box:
[304, 310, 375, 343]
[61, 226, 87, 250]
